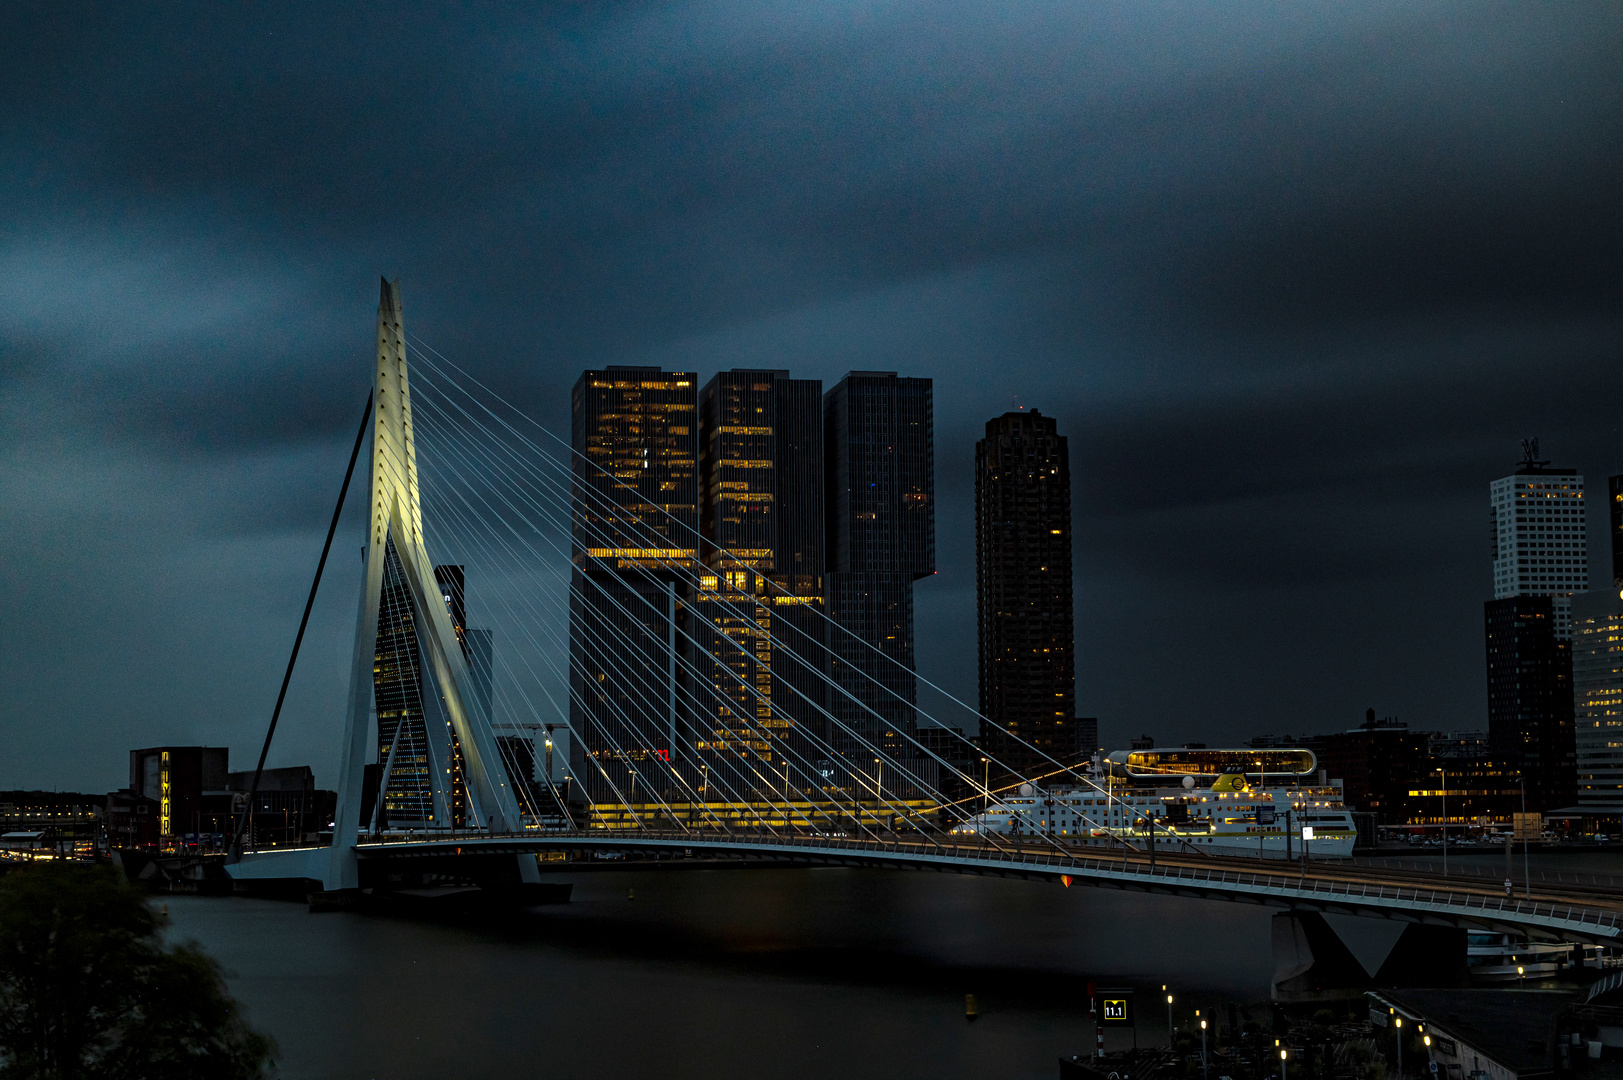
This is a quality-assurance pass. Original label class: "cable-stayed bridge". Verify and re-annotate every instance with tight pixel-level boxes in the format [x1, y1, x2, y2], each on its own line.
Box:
[227, 282, 1623, 976]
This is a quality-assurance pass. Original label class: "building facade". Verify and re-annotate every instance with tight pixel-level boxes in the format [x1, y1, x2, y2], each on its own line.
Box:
[693, 370, 825, 797]
[128, 746, 230, 841]
[372, 558, 487, 828]
[570, 367, 699, 799]
[1573, 606, 1623, 818]
[1485, 450, 1585, 812]
[974, 410, 1075, 782]
[1489, 453, 1588, 638]
[823, 372, 934, 766]
[1484, 596, 1577, 811]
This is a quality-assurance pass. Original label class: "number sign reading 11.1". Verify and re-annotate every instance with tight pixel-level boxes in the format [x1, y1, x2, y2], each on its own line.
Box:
[1095, 989, 1134, 1027]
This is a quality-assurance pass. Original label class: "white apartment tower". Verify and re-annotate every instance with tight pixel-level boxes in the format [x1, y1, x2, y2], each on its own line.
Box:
[1491, 444, 1588, 639]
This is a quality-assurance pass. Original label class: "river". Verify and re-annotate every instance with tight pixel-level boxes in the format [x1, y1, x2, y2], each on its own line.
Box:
[163, 866, 1280, 1080]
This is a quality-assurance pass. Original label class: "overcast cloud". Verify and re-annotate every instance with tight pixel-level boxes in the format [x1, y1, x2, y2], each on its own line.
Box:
[1, 2, 1619, 791]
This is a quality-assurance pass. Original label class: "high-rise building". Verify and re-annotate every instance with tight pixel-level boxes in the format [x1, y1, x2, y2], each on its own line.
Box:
[1573, 598, 1623, 820]
[974, 410, 1075, 781]
[372, 560, 480, 827]
[1611, 474, 1623, 587]
[692, 370, 825, 795]
[1490, 446, 1588, 638]
[823, 372, 934, 765]
[570, 367, 699, 798]
[1485, 445, 1586, 811]
[1485, 596, 1576, 811]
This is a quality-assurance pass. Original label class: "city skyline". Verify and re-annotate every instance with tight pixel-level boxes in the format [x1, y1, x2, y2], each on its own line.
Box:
[3, 5, 1621, 793]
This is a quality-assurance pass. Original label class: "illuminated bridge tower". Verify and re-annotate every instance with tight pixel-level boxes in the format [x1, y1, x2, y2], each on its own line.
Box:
[327, 279, 523, 891]
[570, 367, 699, 800]
[694, 370, 825, 797]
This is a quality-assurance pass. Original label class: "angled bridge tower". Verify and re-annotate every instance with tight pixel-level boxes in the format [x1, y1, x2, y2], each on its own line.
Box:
[324, 279, 524, 891]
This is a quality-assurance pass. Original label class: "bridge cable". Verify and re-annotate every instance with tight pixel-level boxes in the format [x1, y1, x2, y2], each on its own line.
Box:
[233, 391, 372, 854]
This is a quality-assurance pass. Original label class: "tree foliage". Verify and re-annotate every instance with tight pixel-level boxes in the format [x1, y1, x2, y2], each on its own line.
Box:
[0, 863, 275, 1080]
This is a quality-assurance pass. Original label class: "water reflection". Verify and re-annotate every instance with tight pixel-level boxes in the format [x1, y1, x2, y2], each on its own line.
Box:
[165, 867, 1276, 1080]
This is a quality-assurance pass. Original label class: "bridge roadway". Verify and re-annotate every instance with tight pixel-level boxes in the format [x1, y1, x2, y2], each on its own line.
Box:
[231, 828, 1623, 944]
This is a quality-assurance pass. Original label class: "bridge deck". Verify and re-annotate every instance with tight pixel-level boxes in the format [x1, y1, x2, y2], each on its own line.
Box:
[230, 829, 1623, 943]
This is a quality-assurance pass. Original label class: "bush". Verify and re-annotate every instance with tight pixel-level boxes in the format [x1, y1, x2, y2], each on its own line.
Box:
[0, 863, 275, 1079]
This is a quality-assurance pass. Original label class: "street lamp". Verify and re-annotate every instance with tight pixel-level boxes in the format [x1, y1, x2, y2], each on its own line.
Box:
[1436, 766, 1447, 877]
[980, 756, 990, 812]
[1280, 1048, 1288, 1080]
[1165, 989, 1174, 1045]
[1394, 1017, 1402, 1079]
[1198, 1013, 1208, 1080]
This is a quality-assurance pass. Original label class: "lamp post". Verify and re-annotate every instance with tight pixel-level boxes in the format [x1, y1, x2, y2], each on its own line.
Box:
[1198, 1014, 1208, 1080]
[980, 756, 990, 812]
[1519, 775, 1532, 899]
[1164, 988, 1173, 1045]
[1394, 1017, 1403, 1079]
[1280, 1047, 1288, 1080]
[1436, 766, 1447, 878]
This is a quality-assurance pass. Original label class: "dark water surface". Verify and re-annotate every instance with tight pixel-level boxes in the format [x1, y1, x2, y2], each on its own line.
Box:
[164, 867, 1278, 1080]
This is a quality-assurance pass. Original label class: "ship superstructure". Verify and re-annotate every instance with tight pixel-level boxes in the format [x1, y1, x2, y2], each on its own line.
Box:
[952, 747, 1358, 859]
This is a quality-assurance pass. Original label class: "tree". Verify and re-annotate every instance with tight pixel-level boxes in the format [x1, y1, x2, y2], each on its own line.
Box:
[0, 863, 275, 1079]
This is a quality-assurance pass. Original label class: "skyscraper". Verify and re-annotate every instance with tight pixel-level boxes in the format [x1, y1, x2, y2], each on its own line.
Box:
[1485, 597, 1577, 811]
[823, 372, 934, 765]
[1485, 445, 1586, 811]
[372, 560, 480, 827]
[1573, 602, 1623, 820]
[1490, 445, 1588, 637]
[692, 370, 825, 795]
[974, 410, 1074, 781]
[1572, 473, 1623, 822]
[570, 367, 699, 798]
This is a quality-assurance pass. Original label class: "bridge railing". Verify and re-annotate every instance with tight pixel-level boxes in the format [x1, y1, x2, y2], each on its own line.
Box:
[350, 825, 1623, 934]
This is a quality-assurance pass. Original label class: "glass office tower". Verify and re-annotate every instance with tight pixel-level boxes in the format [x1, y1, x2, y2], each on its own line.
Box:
[570, 367, 699, 799]
[823, 372, 934, 767]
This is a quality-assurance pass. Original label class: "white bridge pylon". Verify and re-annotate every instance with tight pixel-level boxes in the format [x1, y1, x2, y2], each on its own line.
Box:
[322, 279, 526, 891]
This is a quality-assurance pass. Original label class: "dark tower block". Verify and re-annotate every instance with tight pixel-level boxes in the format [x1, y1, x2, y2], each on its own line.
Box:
[694, 370, 825, 797]
[1610, 474, 1623, 588]
[823, 372, 934, 769]
[1485, 595, 1577, 812]
[974, 411, 1075, 783]
[570, 367, 699, 799]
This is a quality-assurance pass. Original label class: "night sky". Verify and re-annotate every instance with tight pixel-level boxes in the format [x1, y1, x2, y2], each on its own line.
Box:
[2, 3, 1619, 793]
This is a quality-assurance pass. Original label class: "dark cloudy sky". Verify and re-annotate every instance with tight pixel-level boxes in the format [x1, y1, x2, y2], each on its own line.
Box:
[2, 3, 1620, 793]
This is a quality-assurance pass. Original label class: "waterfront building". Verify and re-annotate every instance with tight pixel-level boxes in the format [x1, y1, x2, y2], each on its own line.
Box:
[1427, 730, 1490, 759]
[128, 746, 230, 840]
[1312, 713, 1426, 826]
[693, 370, 825, 796]
[1489, 448, 1587, 638]
[822, 372, 934, 765]
[0, 791, 106, 855]
[570, 367, 699, 798]
[1485, 596, 1576, 811]
[1573, 603, 1623, 820]
[1485, 447, 1585, 811]
[225, 766, 333, 846]
[974, 410, 1075, 783]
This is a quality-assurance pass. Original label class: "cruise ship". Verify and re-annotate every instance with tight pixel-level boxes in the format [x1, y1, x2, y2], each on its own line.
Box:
[951, 747, 1359, 859]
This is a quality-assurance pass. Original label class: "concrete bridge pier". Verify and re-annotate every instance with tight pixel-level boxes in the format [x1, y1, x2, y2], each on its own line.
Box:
[1272, 911, 1468, 1001]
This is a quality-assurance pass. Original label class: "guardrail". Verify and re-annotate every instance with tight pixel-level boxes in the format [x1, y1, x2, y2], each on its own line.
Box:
[346, 826, 1623, 935]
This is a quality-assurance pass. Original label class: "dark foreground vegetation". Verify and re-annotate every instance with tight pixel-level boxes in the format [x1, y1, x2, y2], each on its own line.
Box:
[0, 863, 274, 1079]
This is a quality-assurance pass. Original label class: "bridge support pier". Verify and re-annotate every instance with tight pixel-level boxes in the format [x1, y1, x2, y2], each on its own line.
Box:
[1272, 911, 1467, 1001]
